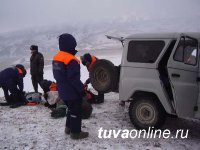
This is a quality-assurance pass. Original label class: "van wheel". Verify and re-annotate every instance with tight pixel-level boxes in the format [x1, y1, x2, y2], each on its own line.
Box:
[89, 59, 119, 93]
[129, 96, 166, 129]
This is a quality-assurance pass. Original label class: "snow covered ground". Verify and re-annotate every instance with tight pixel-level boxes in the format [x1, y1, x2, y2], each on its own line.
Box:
[0, 49, 200, 150]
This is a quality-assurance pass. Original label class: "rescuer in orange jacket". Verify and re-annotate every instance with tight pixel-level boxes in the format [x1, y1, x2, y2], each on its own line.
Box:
[52, 33, 88, 140]
[80, 53, 104, 103]
[0, 64, 27, 108]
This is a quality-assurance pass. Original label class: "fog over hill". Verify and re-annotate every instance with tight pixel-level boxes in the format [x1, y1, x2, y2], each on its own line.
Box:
[0, 14, 200, 70]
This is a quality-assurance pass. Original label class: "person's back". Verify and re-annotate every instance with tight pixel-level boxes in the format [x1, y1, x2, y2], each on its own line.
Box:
[0, 67, 18, 83]
[52, 33, 88, 140]
[0, 64, 27, 108]
[53, 51, 82, 101]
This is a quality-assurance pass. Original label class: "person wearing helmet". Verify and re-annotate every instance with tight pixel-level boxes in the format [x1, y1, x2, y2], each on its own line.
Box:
[30, 45, 44, 92]
[52, 33, 88, 140]
[0, 64, 27, 108]
[80, 53, 104, 103]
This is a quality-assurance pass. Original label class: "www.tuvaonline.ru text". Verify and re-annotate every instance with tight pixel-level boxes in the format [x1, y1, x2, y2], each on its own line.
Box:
[98, 127, 189, 139]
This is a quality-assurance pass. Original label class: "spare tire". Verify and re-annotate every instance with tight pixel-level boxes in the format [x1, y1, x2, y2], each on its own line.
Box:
[89, 59, 119, 93]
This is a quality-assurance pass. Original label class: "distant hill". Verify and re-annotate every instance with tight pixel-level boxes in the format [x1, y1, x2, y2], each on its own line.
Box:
[0, 15, 199, 70]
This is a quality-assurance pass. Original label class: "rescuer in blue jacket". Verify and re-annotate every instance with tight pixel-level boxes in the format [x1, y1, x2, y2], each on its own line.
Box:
[81, 53, 104, 104]
[0, 64, 27, 108]
[52, 33, 88, 139]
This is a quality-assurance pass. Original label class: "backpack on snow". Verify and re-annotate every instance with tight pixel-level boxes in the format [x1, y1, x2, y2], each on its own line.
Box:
[51, 98, 93, 119]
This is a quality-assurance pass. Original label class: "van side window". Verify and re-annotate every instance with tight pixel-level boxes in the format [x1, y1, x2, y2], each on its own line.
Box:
[174, 37, 198, 65]
[127, 40, 165, 63]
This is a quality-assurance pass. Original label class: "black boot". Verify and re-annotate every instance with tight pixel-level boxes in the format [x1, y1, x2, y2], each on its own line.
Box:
[95, 93, 104, 104]
[65, 127, 70, 135]
[95, 98, 104, 104]
[70, 131, 89, 139]
[10, 102, 26, 108]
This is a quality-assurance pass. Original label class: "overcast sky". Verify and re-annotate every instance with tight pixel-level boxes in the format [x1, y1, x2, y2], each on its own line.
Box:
[0, 0, 200, 33]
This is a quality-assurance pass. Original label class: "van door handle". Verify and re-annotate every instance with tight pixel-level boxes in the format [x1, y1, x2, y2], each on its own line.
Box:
[171, 73, 180, 78]
[197, 77, 200, 82]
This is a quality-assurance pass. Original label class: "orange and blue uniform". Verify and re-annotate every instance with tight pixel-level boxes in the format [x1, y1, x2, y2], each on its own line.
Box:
[0, 65, 26, 105]
[52, 33, 84, 134]
[53, 51, 84, 101]
[87, 54, 97, 71]
[82, 53, 97, 84]
[81, 53, 104, 103]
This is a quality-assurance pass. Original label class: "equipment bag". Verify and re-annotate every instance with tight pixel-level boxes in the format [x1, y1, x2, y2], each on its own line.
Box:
[25, 92, 42, 103]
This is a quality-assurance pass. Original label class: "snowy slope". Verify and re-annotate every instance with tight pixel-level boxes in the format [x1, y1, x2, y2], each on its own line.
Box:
[0, 14, 200, 149]
[0, 94, 200, 150]
[0, 49, 200, 150]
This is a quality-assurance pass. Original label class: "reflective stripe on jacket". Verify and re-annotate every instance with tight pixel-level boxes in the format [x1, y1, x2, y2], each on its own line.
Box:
[88, 55, 97, 71]
[52, 51, 84, 101]
[53, 51, 80, 65]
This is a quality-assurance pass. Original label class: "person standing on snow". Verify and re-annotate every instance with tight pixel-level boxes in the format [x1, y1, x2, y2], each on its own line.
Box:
[0, 64, 27, 108]
[80, 53, 104, 103]
[52, 33, 88, 139]
[30, 45, 44, 92]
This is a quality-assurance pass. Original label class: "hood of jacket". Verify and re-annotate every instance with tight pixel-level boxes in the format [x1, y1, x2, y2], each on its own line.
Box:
[59, 33, 77, 55]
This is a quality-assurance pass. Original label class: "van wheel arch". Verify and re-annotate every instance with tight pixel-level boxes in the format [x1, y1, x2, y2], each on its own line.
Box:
[129, 91, 166, 129]
[131, 91, 166, 111]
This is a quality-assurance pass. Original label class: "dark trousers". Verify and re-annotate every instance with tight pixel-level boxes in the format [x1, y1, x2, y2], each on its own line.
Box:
[31, 74, 43, 92]
[1, 83, 25, 104]
[97, 92, 104, 101]
[65, 99, 82, 133]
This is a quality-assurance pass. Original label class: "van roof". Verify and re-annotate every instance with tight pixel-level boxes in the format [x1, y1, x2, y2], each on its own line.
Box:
[126, 32, 200, 39]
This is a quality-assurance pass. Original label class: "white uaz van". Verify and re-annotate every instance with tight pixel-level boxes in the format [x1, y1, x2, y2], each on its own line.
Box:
[90, 32, 200, 129]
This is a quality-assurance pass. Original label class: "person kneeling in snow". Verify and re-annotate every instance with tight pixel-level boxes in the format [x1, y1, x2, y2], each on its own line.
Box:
[0, 64, 27, 108]
[40, 79, 67, 118]
[40, 79, 93, 119]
